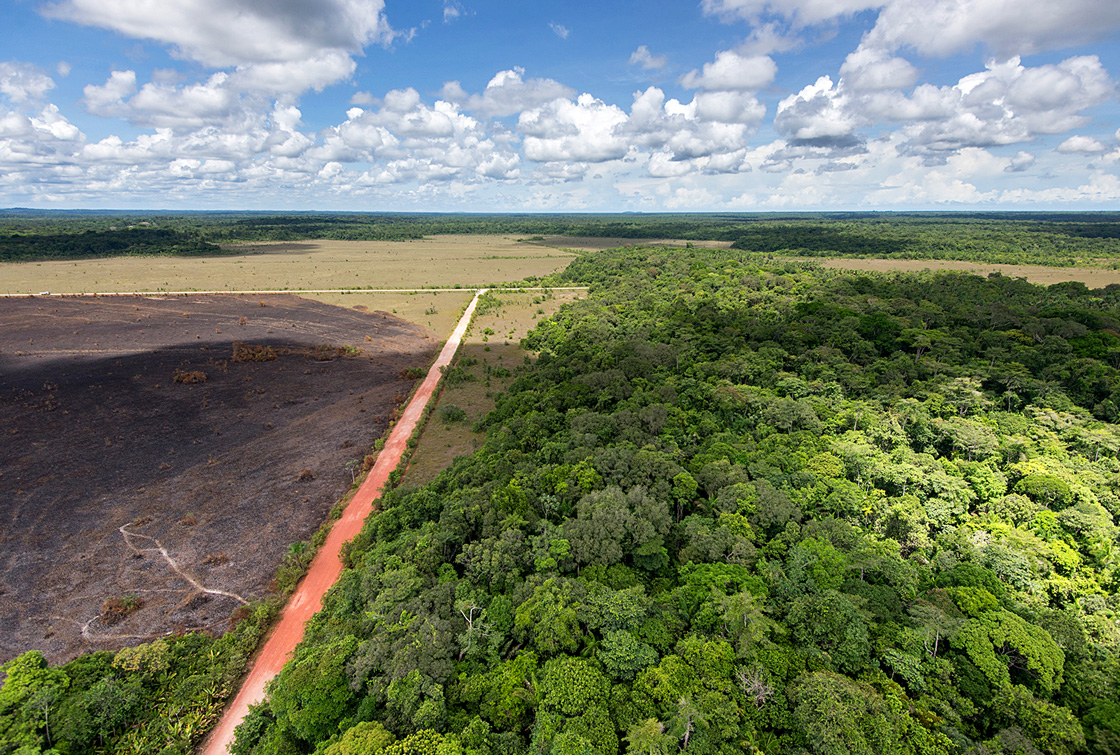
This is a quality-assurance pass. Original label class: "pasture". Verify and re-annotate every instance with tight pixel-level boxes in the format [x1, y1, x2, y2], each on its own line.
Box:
[0, 235, 574, 295]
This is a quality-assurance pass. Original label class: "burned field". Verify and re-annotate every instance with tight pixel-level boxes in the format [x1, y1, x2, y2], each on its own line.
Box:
[0, 294, 437, 662]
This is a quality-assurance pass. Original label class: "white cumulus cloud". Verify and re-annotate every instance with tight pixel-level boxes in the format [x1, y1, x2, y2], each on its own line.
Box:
[839, 47, 917, 92]
[520, 94, 629, 163]
[866, 0, 1120, 58]
[0, 62, 57, 103]
[704, 0, 1120, 58]
[42, 0, 396, 95]
[1005, 150, 1035, 172]
[460, 68, 575, 119]
[773, 54, 1116, 156]
[630, 46, 668, 70]
[775, 76, 861, 145]
[1057, 135, 1108, 153]
[82, 70, 138, 116]
[681, 50, 777, 91]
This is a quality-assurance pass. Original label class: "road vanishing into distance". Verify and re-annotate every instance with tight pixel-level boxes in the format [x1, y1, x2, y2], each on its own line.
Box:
[200, 289, 487, 755]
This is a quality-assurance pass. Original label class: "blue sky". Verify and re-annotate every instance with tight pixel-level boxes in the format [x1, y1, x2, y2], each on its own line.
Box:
[0, 0, 1118, 211]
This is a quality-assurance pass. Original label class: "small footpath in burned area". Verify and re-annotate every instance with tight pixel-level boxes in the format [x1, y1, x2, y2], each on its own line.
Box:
[0, 294, 437, 663]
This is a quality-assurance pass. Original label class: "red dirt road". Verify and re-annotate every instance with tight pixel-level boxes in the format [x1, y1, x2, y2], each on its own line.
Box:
[200, 290, 486, 755]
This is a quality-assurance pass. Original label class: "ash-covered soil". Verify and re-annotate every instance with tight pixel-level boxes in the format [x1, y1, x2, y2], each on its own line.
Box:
[0, 294, 437, 662]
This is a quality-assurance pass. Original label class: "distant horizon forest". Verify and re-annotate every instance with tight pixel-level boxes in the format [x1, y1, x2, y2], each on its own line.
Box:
[3, 219, 1120, 755]
[1, 211, 1120, 268]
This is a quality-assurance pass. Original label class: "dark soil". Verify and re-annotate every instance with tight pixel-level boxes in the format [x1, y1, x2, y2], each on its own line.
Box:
[0, 294, 437, 662]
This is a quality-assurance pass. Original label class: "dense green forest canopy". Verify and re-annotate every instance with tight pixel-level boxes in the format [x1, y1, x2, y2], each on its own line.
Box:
[5, 243, 1120, 755]
[1, 211, 1119, 267]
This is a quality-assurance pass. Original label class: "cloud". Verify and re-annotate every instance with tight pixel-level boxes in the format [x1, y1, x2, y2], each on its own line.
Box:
[630, 46, 668, 70]
[228, 52, 357, 95]
[520, 94, 629, 163]
[773, 54, 1115, 157]
[0, 62, 57, 104]
[549, 22, 570, 39]
[680, 50, 777, 91]
[461, 68, 575, 118]
[998, 172, 1120, 205]
[82, 70, 138, 116]
[1003, 56, 1115, 131]
[79, 131, 172, 164]
[617, 86, 764, 169]
[476, 150, 521, 179]
[97, 72, 243, 129]
[703, 0, 1120, 57]
[443, 1, 463, 22]
[865, 0, 1120, 58]
[839, 47, 917, 91]
[1057, 135, 1108, 153]
[863, 147, 1006, 204]
[43, 0, 395, 67]
[692, 90, 768, 124]
[775, 75, 860, 144]
[0, 103, 84, 175]
[701, 0, 884, 26]
[1005, 150, 1034, 172]
[43, 0, 396, 95]
[897, 56, 1115, 151]
[309, 91, 520, 183]
[363, 90, 477, 139]
[738, 22, 804, 55]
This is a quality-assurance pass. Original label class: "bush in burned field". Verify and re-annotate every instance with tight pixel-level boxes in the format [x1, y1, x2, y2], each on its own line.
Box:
[228, 604, 251, 629]
[101, 594, 143, 625]
[172, 369, 208, 384]
[400, 366, 425, 379]
[231, 341, 277, 362]
[314, 343, 361, 361]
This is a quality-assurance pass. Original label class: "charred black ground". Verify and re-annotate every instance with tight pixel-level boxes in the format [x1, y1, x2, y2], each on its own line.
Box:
[0, 294, 437, 662]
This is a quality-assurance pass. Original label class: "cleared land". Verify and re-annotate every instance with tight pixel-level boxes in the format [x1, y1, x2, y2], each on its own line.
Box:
[528, 235, 735, 251]
[305, 290, 476, 341]
[0, 235, 573, 295]
[0, 295, 436, 662]
[0, 236, 582, 666]
[405, 288, 584, 486]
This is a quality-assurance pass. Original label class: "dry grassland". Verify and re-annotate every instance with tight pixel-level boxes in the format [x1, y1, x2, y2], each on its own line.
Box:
[0, 235, 573, 295]
[404, 288, 584, 486]
[302, 290, 475, 338]
[532, 236, 734, 251]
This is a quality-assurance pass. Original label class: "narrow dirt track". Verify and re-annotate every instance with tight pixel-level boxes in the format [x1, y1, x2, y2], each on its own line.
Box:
[200, 289, 486, 755]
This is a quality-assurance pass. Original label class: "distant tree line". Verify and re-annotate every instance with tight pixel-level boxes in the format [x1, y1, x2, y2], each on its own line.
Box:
[1, 211, 1119, 267]
[0, 228, 221, 261]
